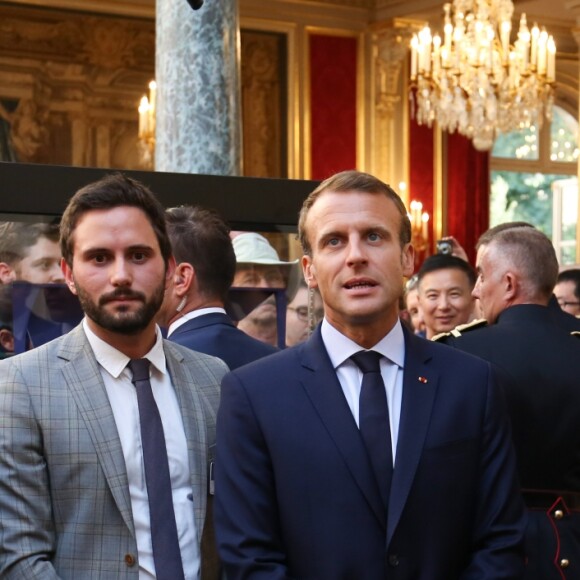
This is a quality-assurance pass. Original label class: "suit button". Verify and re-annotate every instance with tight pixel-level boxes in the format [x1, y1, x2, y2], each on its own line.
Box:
[388, 554, 399, 567]
[124, 554, 136, 567]
[560, 559, 570, 569]
[554, 509, 564, 520]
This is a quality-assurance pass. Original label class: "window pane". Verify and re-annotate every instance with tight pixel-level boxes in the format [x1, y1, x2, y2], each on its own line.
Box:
[492, 126, 539, 160]
[490, 171, 559, 236]
[550, 107, 579, 163]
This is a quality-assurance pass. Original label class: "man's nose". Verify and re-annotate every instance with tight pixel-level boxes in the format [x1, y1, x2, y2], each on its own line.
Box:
[110, 258, 132, 285]
[346, 237, 367, 265]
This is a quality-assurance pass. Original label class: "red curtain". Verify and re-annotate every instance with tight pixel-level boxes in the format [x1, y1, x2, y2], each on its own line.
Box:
[410, 117, 490, 266]
[309, 34, 357, 180]
[446, 134, 490, 265]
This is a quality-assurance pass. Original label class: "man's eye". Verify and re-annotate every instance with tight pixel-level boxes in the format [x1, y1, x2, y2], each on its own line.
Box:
[368, 232, 381, 242]
[93, 255, 107, 264]
[133, 252, 146, 262]
[327, 238, 340, 247]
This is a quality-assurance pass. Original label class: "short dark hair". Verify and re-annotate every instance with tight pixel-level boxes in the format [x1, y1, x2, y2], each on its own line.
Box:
[417, 254, 477, 289]
[476, 221, 534, 250]
[0, 221, 60, 265]
[165, 205, 235, 302]
[60, 173, 171, 268]
[298, 170, 411, 256]
[556, 268, 580, 300]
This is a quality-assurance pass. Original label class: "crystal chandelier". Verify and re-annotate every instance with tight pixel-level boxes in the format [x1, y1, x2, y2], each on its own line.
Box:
[409, 0, 556, 151]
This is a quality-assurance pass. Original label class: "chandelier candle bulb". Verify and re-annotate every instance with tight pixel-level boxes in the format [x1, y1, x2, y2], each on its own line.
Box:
[547, 37, 556, 82]
[411, 35, 419, 79]
[531, 25, 539, 67]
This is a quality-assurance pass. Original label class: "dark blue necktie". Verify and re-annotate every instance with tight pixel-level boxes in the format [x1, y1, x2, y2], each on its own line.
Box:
[351, 351, 393, 509]
[128, 358, 185, 580]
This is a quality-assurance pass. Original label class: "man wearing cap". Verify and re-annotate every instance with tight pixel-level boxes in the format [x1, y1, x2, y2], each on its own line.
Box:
[231, 232, 299, 347]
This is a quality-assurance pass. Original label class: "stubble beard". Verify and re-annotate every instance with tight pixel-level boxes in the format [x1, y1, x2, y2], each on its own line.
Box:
[76, 282, 165, 336]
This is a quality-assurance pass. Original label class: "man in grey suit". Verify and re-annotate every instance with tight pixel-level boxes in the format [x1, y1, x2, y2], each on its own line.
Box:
[0, 173, 227, 579]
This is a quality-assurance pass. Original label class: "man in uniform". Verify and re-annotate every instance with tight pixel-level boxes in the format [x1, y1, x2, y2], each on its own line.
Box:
[436, 226, 580, 579]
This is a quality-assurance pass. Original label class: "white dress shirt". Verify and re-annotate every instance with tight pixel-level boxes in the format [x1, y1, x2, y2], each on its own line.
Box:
[83, 319, 200, 579]
[167, 306, 226, 338]
[320, 318, 405, 463]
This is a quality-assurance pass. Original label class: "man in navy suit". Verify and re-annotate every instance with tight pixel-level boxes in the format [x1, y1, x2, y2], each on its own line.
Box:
[214, 170, 526, 579]
[157, 205, 277, 370]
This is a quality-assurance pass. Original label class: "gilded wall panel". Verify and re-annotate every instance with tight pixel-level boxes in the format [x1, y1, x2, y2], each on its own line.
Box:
[241, 30, 287, 178]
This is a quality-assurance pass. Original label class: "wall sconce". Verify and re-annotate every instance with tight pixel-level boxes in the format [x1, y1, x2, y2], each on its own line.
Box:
[137, 80, 156, 169]
[409, 199, 430, 251]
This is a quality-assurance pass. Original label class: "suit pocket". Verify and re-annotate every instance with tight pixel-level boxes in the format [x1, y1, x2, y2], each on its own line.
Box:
[422, 437, 477, 461]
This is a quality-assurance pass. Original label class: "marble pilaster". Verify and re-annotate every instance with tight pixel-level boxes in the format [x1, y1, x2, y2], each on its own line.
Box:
[156, 0, 242, 175]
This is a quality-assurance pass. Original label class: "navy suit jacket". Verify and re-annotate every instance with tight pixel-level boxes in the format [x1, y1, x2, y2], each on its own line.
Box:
[168, 312, 277, 370]
[215, 326, 526, 579]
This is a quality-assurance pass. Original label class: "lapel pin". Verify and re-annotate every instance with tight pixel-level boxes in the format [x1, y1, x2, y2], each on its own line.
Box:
[418, 376, 428, 384]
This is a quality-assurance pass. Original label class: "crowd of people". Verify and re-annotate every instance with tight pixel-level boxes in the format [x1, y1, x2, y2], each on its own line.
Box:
[0, 169, 579, 579]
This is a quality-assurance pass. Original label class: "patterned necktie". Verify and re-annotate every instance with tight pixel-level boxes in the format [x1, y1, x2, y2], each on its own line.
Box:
[128, 358, 185, 580]
[351, 350, 393, 509]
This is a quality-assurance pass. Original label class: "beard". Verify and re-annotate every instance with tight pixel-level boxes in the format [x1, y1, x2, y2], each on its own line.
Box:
[75, 282, 165, 336]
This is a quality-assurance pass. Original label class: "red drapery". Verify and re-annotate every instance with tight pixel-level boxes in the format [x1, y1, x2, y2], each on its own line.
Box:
[410, 118, 489, 266]
[309, 34, 357, 180]
[446, 133, 490, 265]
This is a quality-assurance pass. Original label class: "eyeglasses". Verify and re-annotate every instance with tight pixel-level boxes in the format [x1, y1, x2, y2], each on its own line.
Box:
[288, 306, 324, 323]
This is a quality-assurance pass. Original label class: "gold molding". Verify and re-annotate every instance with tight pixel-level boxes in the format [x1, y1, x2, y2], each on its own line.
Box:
[241, 17, 300, 179]
[433, 124, 446, 246]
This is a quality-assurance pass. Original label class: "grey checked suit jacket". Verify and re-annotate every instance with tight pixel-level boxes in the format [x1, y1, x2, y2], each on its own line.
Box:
[0, 324, 227, 579]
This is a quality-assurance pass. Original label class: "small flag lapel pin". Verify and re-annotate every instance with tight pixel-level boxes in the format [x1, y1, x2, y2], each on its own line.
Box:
[418, 376, 428, 384]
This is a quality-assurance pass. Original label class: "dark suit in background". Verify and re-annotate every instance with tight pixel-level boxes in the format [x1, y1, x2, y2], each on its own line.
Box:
[169, 311, 277, 370]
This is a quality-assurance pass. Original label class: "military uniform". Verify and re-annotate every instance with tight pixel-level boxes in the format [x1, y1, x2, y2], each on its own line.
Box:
[436, 304, 580, 580]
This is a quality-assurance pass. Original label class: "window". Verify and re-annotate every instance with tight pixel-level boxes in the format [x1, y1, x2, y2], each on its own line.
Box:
[490, 105, 578, 264]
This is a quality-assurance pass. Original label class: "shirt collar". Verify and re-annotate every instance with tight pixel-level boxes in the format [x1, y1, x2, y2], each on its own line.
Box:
[167, 307, 226, 337]
[82, 318, 167, 379]
[321, 318, 405, 370]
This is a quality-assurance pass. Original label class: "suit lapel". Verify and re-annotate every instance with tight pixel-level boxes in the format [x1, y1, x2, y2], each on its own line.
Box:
[164, 341, 208, 537]
[387, 330, 438, 545]
[57, 326, 134, 534]
[298, 329, 386, 530]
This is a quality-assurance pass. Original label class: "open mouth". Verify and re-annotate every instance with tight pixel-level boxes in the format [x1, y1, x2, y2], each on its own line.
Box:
[344, 279, 377, 290]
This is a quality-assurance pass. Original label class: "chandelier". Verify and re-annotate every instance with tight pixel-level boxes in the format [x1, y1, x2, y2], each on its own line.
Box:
[409, 0, 556, 151]
[137, 80, 156, 168]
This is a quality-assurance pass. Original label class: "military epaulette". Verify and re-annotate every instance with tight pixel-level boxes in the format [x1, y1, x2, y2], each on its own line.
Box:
[432, 318, 487, 342]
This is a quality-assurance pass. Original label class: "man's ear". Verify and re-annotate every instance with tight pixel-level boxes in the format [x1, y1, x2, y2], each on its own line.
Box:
[504, 271, 518, 301]
[302, 255, 318, 289]
[0, 262, 16, 284]
[401, 243, 415, 278]
[0, 328, 14, 353]
[61, 258, 77, 295]
[172, 261, 194, 295]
